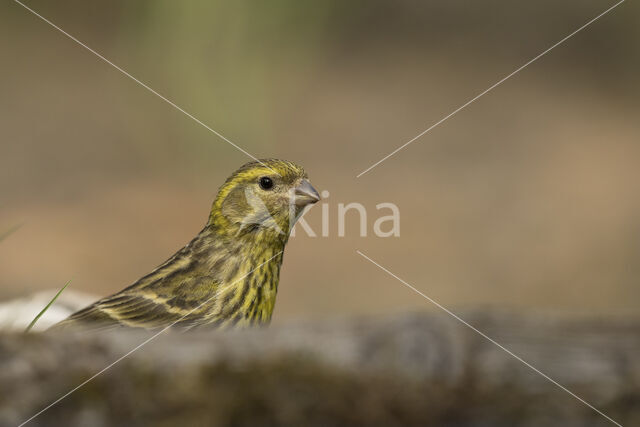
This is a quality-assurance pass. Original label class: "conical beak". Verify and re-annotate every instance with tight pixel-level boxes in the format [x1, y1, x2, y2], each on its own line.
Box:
[294, 179, 320, 206]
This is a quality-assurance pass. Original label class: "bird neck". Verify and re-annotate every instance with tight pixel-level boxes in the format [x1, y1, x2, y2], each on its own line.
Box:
[196, 221, 288, 281]
[207, 207, 291, 248]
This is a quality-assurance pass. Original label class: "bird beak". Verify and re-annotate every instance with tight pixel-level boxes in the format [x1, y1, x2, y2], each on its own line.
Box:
[294, 179, 320, 206]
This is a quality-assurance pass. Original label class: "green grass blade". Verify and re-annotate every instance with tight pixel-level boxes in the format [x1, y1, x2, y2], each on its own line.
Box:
[0, 223, 23, 243]
[25, 280, 71, 333]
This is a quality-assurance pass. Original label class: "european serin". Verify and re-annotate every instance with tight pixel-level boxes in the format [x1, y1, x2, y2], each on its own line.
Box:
[52, 159, 319, 331]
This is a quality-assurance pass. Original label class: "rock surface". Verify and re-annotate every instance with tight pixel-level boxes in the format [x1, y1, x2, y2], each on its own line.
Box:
[1, 312, 638, 426]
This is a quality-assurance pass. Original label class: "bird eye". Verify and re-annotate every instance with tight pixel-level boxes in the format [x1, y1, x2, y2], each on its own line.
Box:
[258, 176, 274, 190]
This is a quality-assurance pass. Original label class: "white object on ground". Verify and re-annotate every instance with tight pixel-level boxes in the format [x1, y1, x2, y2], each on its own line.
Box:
[0, 290, 97, 332]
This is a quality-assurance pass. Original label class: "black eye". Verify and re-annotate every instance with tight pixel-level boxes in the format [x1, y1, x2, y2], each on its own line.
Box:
[259, 176, 274, 190]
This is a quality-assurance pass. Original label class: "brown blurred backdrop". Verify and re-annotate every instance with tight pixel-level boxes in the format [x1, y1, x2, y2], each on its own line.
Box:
[1, 0, 639, 322]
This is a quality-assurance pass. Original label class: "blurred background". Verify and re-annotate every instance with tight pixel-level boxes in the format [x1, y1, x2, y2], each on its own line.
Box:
[1, 0, 639, 322]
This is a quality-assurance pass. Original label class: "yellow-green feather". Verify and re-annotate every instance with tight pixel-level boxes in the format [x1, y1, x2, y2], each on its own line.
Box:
[52, 159, 306, 332]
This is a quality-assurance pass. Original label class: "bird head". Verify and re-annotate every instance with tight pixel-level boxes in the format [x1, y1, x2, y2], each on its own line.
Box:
[209, 159, 320, 240]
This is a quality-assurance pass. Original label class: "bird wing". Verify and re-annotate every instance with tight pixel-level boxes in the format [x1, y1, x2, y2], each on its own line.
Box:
[52, 294, 179, 331]
[51, 274, 221, 332]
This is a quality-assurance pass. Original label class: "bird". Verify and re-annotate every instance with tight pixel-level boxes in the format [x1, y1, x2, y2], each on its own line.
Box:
[51, 159, 319, 332]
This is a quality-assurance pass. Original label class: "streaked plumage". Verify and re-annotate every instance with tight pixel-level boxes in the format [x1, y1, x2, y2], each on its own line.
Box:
[52, 159, 319, 331]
